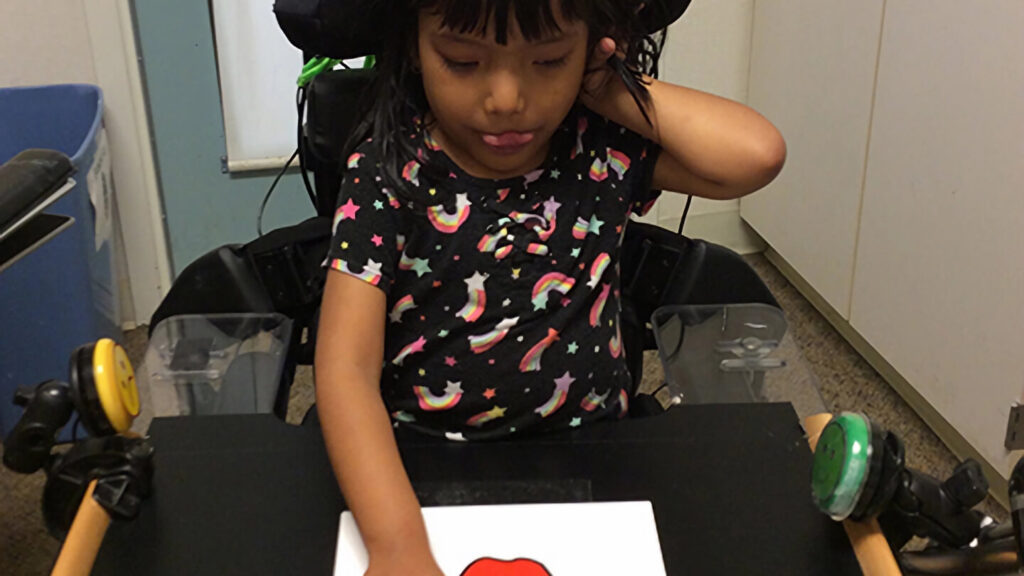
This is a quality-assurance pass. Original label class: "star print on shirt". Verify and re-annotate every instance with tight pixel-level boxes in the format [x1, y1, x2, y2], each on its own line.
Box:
[542, 196, 562, 217]
[400, 254, 432, 277]
[338, 199, 360, 221]
[325, 106, 662, 439]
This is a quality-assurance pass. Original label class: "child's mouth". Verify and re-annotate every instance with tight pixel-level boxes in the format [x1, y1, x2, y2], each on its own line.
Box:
[482, 131, 535, 154]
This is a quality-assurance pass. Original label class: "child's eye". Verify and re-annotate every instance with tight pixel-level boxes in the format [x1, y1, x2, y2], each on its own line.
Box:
[536, 56, 568, 68]
[442, 57, 478, 72]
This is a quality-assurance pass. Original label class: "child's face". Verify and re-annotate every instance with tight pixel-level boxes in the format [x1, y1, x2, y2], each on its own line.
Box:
[417, 6, 589, 180]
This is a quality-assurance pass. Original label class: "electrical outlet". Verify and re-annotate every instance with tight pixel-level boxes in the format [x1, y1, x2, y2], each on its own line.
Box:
[1005, 404, 1024, 450]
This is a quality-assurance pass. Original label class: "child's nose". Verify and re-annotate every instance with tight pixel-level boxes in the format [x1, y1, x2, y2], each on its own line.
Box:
[484, 71, 525, 116]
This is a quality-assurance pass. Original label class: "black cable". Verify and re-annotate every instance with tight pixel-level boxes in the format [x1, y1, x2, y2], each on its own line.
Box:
[257, 149, 300, 237]
[296, 86, 318, 211]
[254, 84, 318, 237]
[676, 194, 693, 235]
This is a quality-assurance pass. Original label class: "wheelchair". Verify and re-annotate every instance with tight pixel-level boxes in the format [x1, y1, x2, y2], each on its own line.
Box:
[3, 3, 1016, 574]
[148, 0, 778, 423]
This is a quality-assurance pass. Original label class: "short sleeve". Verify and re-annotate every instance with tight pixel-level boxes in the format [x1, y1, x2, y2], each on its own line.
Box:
[579, 107, 663, 217]
[324, 145, 404, 295]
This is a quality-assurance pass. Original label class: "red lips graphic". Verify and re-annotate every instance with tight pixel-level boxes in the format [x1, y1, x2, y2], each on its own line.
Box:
[460, 557, 552, 576]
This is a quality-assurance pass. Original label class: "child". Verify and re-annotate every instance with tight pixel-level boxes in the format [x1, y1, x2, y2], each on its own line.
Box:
[315, 1, 785, 573]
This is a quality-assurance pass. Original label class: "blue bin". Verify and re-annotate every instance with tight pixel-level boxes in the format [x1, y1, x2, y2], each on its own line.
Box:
[0, 84, 119, 438]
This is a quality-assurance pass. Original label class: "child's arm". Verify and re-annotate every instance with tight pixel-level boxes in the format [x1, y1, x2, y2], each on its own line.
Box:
[581, 39, 787, 200]
[315, 272, 443, 576]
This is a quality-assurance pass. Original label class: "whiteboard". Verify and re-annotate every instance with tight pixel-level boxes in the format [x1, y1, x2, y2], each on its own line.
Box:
[211, 1, 303, 172]
[335, 502, 668, 575]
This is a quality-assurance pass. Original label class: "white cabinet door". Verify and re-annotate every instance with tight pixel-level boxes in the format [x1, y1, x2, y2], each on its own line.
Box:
[741, 0, 885, 317]
[850, 1, 1024, 478]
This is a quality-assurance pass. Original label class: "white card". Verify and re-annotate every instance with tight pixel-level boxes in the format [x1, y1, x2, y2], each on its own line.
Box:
[335, 501, 667, 576]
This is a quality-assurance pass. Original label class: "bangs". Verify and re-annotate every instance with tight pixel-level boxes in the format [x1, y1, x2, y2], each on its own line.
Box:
[415, 0, 584, 44]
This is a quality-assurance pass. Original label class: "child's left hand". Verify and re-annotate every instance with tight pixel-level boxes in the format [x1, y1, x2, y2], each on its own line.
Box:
[579, 37, 623, 111]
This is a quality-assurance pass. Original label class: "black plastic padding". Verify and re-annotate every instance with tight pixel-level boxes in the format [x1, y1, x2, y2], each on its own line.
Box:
[149, 245, 275, 334]
[305, 68, 377, 216]
[1, 380, 74, 473]
[274, 0, 391, 60]
[619, 296, 646, 395]
[684, 241, 779, 309]
[43, 435, 154, 539]
[274, 0, 692, 59]
[620, 221, 780, 354]
[851, 419, 893, 521]
[0, 149, 73, 234]
[68, 343, 115, 437]
[868, 432, 908, 518]
[245, 216, 332, 314]
[638, 0, 694, 34]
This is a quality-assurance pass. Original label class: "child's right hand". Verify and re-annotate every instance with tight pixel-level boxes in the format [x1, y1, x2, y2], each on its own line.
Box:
[365, 547, 445, 576]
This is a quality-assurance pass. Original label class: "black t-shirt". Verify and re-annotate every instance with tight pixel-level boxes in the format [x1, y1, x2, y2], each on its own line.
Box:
[325, 106, 661, 440]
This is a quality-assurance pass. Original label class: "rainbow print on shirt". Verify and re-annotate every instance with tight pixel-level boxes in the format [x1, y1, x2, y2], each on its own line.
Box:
[456, 272, 488, 322]
[590, 157, 609, 182]
[580, 388, 611, 412]
[389, 294, 417, 324]
[347, 152, 365, 169]
[494, 245, 513, 260]
[413, 381, 464, 411]
[477, 230, 505, 254]
[398, 251, 431, 277]
[587, 253, 611, 288]
[466, 405, 507, 427]
[590, 283, 611, 327]
[402, 160, 421, 186]
[381, 187, 402, 209]
[519, 328, 559, 373]
[606, 148, 630, 180]
[609, 324, 623, 359]
[427, 193, 472, 234]
[423, 131, 442, 151]
[572, 217, 590, 240]
[535, 372, 575, 418]
[392, 335, 427, 366]
[467, 317, 519, 354]
[331, 258, 382, 287]
[531, 272, 575, 311]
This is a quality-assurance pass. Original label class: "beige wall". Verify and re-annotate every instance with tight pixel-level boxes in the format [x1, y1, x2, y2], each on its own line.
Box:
[645, 0, 763, 252]
[0, 0, 96, 87]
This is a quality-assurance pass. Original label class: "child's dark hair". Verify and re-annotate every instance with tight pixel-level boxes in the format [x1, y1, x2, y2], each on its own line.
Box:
[344, 0, 666, 207]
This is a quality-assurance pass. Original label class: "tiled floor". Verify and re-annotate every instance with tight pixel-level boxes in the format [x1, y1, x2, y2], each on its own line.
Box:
[0, 255, 1006, 574]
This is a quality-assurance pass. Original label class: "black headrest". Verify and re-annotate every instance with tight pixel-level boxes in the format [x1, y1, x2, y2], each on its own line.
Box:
[274, 0, 693, 60]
